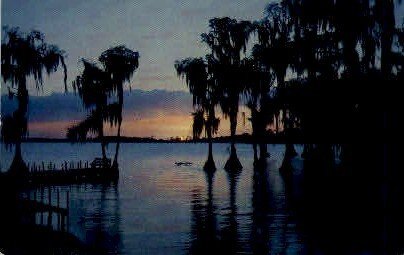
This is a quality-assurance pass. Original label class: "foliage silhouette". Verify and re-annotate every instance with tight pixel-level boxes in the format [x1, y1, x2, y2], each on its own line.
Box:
[175, 57, 220, 170]
[68, 46, 139, 167]
[202, 18, 254, 171]
[1, 27, 67, 174]
[241, 56, 275, 163]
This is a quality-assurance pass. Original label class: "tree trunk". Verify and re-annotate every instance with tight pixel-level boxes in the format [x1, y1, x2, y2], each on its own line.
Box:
[284, 143, 297, 159]
[208, 140, 213, 160]
[277, 75, 296, 166]
[112, 84, 123, 168]
[8, 85, 29, 175]
[259, 143, 268, 161]
[113, 86, 124, 168]
[101, 142, 107, 161]
[230, 112, 237, 156]
[251, 108, 258, 163]
[112, 120, 121, 168]
[224, 112, 242, 171]
[280, 143, 297, 173]
[253, 143, 258, 163]
[283, 109, 297, 160]
[9, 141, 28, 175]
[204, 132, 216, 171]
[99, 123, 107, 161]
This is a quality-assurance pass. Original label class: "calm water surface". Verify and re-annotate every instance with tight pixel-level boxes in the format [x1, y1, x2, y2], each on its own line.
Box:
[0, 143, 322, 254]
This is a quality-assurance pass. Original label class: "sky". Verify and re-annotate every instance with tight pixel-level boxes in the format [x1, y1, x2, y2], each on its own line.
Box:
[1, 90, 252, 138]
[1, 0, 403, 138]
[1, 0, 269, 94]
[1, 0, 267, 138]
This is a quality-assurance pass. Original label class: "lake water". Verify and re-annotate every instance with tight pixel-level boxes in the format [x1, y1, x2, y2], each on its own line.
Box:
[1, 143, 403, 254]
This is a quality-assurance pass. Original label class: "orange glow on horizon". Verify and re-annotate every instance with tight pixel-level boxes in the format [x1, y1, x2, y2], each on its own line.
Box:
[27, 112, 253, 139]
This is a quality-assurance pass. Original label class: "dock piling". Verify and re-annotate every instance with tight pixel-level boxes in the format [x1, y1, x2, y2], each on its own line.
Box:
[47, 187, 52, 228]
[57, 189, 60, 230]
[40, 187, 44, 225]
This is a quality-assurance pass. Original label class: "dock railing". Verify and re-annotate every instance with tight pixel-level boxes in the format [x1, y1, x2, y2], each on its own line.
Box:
[20, 187, 70, 232]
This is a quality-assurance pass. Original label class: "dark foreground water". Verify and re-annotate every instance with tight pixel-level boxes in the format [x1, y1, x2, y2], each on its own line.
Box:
[1, 143, 403, 254]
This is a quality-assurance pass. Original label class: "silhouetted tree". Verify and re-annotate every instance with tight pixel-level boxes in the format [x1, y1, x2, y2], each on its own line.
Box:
[254, 3, 299, 170]
[99, 46, 139, 168]
[67, 59, 112, 162]
[202, 17, 254, 171]
[275, 0, 404, 174]
[179, 1, 404, 252]
[1, 27, 67, 174]
[242, 56, 275, 163]
[175, 57, 220, 170]
[68, 46, 139, 168]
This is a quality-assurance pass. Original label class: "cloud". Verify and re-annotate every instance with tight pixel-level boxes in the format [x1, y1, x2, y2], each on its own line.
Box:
[1, 89, 252, 138]
[1, 89, 193, 122]
[1, 89, 194, 137]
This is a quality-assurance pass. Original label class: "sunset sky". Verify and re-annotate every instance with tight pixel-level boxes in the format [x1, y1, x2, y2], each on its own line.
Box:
[1, 1, 403, 138]
[1, 0, 266, 138]
[1, 90, 252, 139]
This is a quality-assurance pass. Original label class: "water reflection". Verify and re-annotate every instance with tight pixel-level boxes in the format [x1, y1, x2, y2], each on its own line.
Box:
[188, 144, 404, 255]
[189, 166, 244, 255]
[189, 154, 305, 255]
[189, 169, 218, 254]
[252, 159, 305, 255]
[70, 183, 123, 254]
[222, 168, 242, 254]
[251, 162, 271, 255]
[2, 143, 404, 254]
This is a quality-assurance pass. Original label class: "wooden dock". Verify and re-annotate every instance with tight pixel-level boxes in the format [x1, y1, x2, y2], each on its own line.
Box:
[0, 186, 92, 254]
[1, 158, 119, 185]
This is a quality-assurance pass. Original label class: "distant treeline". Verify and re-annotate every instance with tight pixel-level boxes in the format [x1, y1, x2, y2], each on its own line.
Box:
[20, 129, 389, 144]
